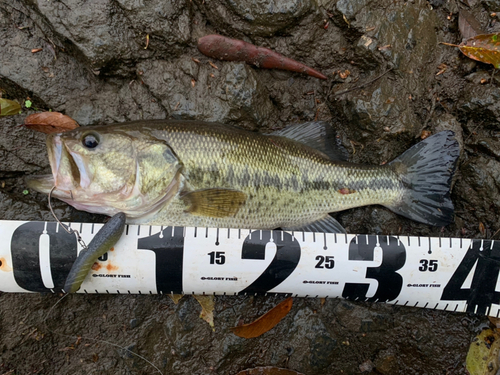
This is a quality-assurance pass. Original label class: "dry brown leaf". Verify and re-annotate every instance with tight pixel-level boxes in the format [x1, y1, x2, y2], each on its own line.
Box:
[24, 112, 79, 133]
[460, 34, 500, 68]
[421, 130, 431, 140]
[459, 10, 484, 40]
[230, 297, 293, 339]
[168, 294, 183, 304]
[236, 367, 304, 375]
[443, 33, 500, 69]
[479, 222, 486, 236]
[193, 295, 215, 329]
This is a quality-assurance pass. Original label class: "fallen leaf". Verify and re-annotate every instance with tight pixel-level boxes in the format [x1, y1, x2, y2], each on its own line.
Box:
[0, 98, 21, 116]
[168, 294, 183, 304]
[489, 317, 500, 329]
[466, 328, 500, 375]
[447, 33, 500, 69]
[339, 70, 351, 79]
[479, 222, 486, 236]
[236, 367, 304, 375]
[193, 295, 215, 329]
[23, 112, 79, 133]
[459, 10, 484, 40]
[421, 130, 431, 139]
[230, 298, 293, 339]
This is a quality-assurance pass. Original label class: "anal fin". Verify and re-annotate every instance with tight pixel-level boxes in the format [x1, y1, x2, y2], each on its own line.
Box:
[181, 188, 247, 218]
[282, 215, 346, 234]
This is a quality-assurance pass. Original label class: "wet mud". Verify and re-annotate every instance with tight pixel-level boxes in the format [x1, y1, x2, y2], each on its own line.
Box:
[1, 0, 500, 373]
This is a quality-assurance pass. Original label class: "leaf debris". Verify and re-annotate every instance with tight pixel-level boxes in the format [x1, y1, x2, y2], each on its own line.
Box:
[230, 298, 293, 339]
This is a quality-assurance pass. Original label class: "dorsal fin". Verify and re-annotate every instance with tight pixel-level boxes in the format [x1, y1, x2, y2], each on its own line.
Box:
[270, 121, 349, 161]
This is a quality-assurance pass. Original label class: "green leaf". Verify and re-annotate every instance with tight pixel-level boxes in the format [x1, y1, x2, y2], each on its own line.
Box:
[0, 98, 22, 117]
[25, 99, 32, 108]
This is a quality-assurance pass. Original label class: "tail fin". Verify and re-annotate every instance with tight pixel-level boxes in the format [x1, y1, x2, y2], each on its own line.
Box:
[386, 131, 460, 226]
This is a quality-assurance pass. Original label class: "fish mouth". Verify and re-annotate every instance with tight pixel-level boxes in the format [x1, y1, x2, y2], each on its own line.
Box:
[25, 133, 87, 200]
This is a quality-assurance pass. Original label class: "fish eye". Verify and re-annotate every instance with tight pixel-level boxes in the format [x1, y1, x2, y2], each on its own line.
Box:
[82, 133, 100, 149]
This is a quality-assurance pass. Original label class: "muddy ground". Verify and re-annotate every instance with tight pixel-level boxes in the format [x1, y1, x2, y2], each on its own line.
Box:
[1, 0, 500, 374]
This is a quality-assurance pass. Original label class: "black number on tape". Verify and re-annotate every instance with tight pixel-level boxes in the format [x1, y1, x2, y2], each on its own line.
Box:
[315, 255, 335, 269]
[441, 240, 500, 314]
[138, 227, 184, 294]
[419, 259, 438, 272]
[208, 251, 226, 265]
[10, 222, 77, 292]
[342, 236, 406, 302]
[238, 231, 300, 295]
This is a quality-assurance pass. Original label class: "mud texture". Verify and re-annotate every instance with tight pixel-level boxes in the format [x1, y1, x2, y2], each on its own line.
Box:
[1, 0, 500, 374]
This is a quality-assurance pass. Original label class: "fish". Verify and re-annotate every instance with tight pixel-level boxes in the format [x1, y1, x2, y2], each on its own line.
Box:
[26, 120, 460, 233]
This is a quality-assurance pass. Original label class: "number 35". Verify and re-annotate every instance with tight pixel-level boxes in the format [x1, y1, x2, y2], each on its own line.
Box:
[419, 259, 438, 272]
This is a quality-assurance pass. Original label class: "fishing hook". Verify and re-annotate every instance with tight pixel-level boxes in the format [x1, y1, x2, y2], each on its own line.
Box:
[48, 185, 88, 250]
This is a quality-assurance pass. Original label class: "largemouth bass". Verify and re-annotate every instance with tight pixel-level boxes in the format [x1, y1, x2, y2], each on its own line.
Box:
[27, 120, 459, 233]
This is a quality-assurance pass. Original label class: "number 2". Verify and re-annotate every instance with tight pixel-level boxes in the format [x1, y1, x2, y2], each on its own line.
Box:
[315, 255, 335, 269]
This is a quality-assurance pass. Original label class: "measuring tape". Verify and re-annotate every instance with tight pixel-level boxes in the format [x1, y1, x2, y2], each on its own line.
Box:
[1, 220, 499, 317]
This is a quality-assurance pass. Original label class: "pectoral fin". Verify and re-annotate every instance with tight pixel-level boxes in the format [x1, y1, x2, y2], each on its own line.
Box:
[181, 188, 247, 218]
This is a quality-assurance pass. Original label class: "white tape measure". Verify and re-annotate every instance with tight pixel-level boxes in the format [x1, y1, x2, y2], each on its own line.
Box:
[1, 220, 499, 317]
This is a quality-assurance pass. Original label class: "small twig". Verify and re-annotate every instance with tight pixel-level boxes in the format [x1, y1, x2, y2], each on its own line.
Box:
[490, 227, 500, 240]
[332, 68, 393, 96]
[465, 121, 483, 142]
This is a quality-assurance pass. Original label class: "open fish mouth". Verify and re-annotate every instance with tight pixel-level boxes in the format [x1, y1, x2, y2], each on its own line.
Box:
[25, 133, 83, 200]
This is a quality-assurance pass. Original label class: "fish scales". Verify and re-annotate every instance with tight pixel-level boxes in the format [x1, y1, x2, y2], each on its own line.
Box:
[143, 122, 402, 228]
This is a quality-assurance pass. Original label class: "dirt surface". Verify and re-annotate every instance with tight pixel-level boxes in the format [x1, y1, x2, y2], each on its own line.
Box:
[1, 0, 500, 374]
